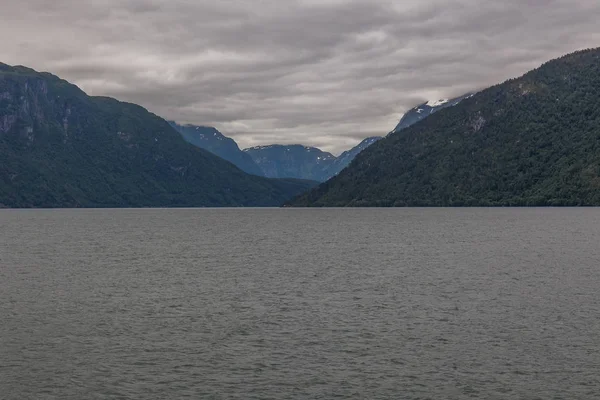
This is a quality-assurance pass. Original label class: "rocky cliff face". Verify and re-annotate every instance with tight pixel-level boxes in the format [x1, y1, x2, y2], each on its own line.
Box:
[0, 66, 87, 145]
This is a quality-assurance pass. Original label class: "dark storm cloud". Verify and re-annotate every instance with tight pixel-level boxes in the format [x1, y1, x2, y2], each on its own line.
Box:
[1, 0, 599, 153]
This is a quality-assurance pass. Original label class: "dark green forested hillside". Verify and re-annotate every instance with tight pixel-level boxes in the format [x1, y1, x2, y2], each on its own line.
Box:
[0, 64, 316, 207]
[290, 48, 600, 207]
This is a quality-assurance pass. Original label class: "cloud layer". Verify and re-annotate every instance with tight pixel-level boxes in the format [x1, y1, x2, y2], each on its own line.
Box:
[2, 0, 600, 153]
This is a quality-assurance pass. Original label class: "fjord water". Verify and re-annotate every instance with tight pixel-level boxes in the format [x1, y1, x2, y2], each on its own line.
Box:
[1, 209, 599, 399]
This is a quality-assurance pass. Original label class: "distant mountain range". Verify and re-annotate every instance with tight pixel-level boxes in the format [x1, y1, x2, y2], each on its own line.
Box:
[168, 122, 264, 176]
[8, 48, 593, 208]
[244, 144, 335, 182]
[0, 60, 468, 209]
[289, 48, 600, 207]
[167, 125, 384, 182]
[168, 94, 472, 183]
[0, 63, 316, 207]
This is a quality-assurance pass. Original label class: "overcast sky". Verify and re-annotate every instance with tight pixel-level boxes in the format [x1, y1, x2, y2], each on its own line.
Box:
[1, 0, 599, 154]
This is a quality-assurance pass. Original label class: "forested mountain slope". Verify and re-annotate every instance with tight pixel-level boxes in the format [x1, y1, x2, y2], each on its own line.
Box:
[0, 64, 316, 207]
[289, 48, 600, 207]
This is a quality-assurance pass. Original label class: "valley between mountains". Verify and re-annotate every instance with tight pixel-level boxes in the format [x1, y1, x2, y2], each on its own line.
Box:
[2, 48, 600, 207]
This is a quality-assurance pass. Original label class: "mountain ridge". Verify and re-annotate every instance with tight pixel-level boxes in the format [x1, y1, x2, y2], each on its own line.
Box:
[326, 137, 382, 178]
[0, 63, 316, 207]
[244, 144, 336, 182]
[289, 48, 600, 207]
[391, 93, 474, 134]
[167, 91, 473, 183]
[168, 122, 264, 176]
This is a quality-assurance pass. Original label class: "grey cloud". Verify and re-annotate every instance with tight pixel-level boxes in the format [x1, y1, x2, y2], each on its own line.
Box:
[1, 0, 599, 153]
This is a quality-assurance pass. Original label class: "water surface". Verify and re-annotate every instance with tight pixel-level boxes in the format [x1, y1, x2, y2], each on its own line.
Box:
[1, 208, 599, 399]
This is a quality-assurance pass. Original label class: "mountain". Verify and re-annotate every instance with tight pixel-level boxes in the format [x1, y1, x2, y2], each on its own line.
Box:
[244, 144, 337, 182]
[168, 122, 264, 176]
[289, 48, 600, 207]
[391, 93, 473, 134]
[0, 63, 316, 207]
[243, 138, 384, 182]
[237, 93, 469, 182]
[316, 94, 472, 179]
[325, 137, 382, 178]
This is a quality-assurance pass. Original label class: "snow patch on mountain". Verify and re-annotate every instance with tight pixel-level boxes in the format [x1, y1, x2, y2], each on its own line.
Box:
[391, 93, 474, 134]
[426, 99, 449, 107]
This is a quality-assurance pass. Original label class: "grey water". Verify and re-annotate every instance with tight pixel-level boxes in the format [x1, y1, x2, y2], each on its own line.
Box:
[1, 209, 600, 399]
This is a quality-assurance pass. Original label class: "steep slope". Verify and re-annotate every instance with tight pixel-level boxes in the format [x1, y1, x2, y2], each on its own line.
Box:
[244, 145, 336, 181]
[391, 93, 473, 134]
[325, 137, 382, 178]
[289, 48, 600, 207]
[168, 122, 264, 176]
[0, 64, 316, 207]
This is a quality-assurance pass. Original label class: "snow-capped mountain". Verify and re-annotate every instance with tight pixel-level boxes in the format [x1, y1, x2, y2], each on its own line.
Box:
[391, 93, 474, 134]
